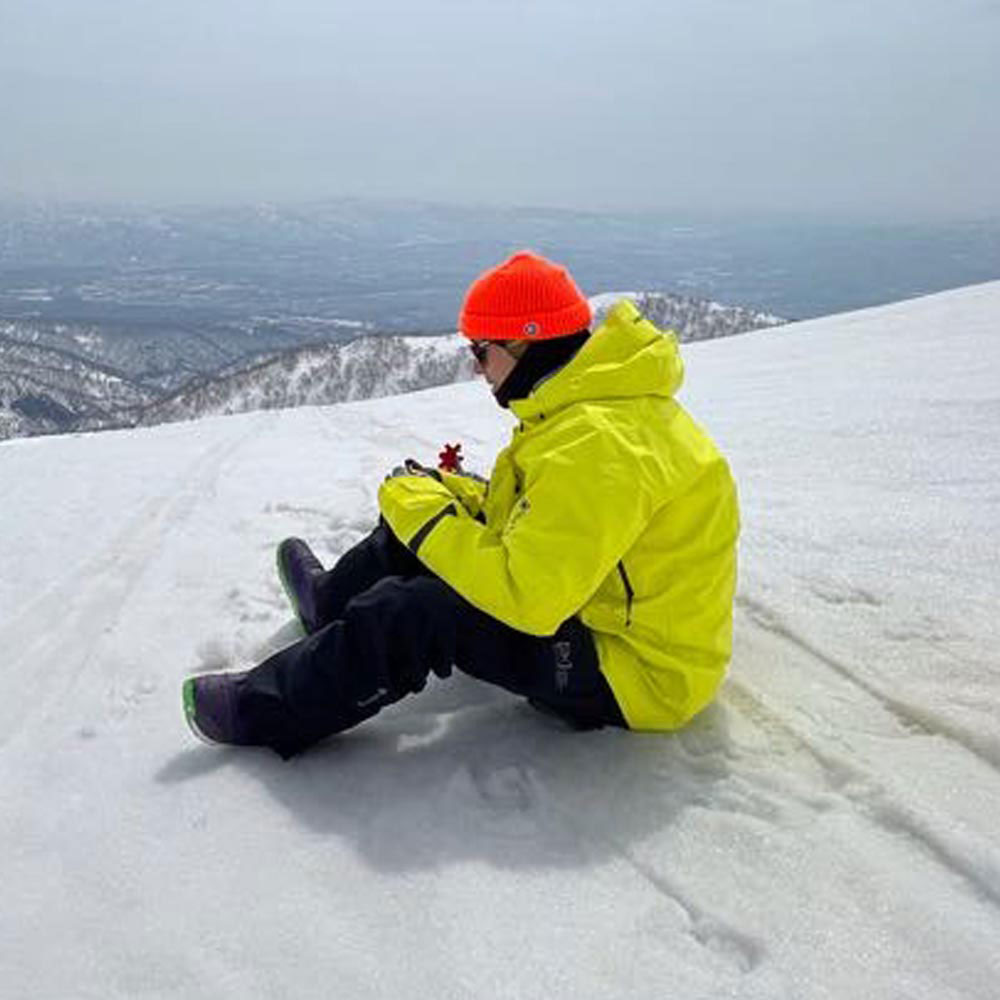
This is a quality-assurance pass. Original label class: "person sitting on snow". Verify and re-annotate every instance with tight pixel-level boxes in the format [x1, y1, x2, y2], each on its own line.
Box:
[183, 251, 740, 758]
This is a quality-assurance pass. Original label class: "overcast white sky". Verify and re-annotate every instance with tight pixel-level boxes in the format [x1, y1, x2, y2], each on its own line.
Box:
[1, 0, 997, 220]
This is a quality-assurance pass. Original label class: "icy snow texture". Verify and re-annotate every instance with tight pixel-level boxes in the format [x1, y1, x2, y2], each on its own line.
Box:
[1, 282, 999, 999]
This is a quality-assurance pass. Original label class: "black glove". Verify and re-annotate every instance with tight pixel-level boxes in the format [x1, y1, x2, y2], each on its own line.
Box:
[384, 458, 442, 482]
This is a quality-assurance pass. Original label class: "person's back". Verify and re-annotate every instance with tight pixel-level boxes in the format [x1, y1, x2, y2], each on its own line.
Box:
[471, 296, 740, 730]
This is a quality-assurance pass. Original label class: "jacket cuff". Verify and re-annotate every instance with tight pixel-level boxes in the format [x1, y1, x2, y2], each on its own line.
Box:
[378, 476, 462, 554]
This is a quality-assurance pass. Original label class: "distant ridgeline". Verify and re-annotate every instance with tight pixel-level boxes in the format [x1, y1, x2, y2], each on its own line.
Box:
[0, 293, 784, 440]
[591, 292, 785, 341]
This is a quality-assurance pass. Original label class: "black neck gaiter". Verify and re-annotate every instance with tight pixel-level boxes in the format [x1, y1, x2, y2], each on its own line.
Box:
[494, 330, 590, 409]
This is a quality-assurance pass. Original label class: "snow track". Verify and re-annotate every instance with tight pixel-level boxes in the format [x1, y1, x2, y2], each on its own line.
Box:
[739, 594, 1000, 772]
[0, 415, 272, 750]
[730, 621, 1000, 913]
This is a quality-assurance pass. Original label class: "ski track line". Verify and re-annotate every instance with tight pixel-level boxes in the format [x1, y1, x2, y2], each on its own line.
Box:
[0, 490, 177, 648]
[531, 778, 766, 978]
[725, 674, 1000, 915]
[0, 428, 238, 654]
[737, 594, 1000, 775]
[615, 845, 765, 976]
[455, 741, 767, 979]
[0, 416, 269, 747]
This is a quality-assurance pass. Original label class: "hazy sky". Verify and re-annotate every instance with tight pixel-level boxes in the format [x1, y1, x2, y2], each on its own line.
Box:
[1, 0, 997, 220]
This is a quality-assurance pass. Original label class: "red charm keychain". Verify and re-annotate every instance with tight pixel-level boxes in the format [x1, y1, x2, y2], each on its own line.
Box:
[438, 442, 463, 473]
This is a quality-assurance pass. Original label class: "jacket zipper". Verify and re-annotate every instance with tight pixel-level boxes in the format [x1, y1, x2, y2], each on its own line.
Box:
[617, 560, 634, 627]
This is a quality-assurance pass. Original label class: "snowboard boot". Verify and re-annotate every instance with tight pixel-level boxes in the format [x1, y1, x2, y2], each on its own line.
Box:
[276, 537, 325, 635]
[182, 671, 253, 747]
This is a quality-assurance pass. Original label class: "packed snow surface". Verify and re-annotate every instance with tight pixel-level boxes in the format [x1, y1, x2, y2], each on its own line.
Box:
[2, 282, 999, 999]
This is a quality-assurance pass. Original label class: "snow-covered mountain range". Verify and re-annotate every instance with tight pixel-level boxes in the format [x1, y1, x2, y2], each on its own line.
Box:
[2, 281, 998, 999]
[0, 292, 784, 439]
[136, 334, 476, 428]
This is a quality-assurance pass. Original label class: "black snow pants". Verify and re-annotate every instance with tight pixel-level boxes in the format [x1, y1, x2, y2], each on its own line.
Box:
[237, 521, 625, 758]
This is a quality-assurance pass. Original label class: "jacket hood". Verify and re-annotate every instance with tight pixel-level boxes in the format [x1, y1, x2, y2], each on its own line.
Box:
[510, 298, 685, 421]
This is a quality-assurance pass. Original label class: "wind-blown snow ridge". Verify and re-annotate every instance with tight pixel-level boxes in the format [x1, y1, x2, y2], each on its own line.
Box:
[1, 281, 999, 999]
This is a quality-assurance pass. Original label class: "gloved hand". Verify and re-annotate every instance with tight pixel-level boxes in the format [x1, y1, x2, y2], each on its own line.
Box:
[384, 458, 442, 482]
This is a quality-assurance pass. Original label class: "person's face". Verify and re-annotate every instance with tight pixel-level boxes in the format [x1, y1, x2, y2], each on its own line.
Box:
[468, 339, 526, 392]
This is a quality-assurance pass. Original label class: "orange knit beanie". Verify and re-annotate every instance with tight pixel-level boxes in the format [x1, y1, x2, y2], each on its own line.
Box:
[458, 251, 592, 341]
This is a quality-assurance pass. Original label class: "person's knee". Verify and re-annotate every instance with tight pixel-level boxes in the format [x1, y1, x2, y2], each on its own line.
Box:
[343, 576, 458, 691]
[346, 574, 453, 621]
[374, 519, 429, 578]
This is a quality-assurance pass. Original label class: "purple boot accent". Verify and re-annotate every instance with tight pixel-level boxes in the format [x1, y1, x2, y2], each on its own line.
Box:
[276, 537, 325, 634]
[183, 672, 252, 747]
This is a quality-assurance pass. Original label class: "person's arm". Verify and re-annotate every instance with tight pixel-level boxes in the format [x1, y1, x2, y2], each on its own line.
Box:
[378, 426, 651, 635]
[386, 458, 488, 520]
[437, 469, 488, 520]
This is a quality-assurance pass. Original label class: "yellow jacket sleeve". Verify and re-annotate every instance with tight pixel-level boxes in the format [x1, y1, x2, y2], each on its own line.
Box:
[378, 425, 651, 636]
[437, 470, 488, 519]
[376, 474, 462, 550]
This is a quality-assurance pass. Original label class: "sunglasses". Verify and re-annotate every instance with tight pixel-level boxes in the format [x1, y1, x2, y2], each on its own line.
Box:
[468, 339, 495, 363]
[468, 339, 520, 364]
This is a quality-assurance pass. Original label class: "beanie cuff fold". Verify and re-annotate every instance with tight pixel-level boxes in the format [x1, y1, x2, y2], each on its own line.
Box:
[461, 298, 592, 341]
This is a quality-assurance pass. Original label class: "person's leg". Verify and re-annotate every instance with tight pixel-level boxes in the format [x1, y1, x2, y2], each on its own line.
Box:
[232, 574, 455, 757]
[279, 520, 429, 634]
[198, 574, 622, 758]
[450, 600, 625, 731]
[309, 520, 428, 627]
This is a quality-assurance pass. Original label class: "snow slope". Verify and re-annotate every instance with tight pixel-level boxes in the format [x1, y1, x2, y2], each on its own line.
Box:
[2, 282, 999, 999]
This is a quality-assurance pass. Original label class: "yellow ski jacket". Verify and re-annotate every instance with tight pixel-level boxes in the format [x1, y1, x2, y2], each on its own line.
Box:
[378, 299, 739, 729]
